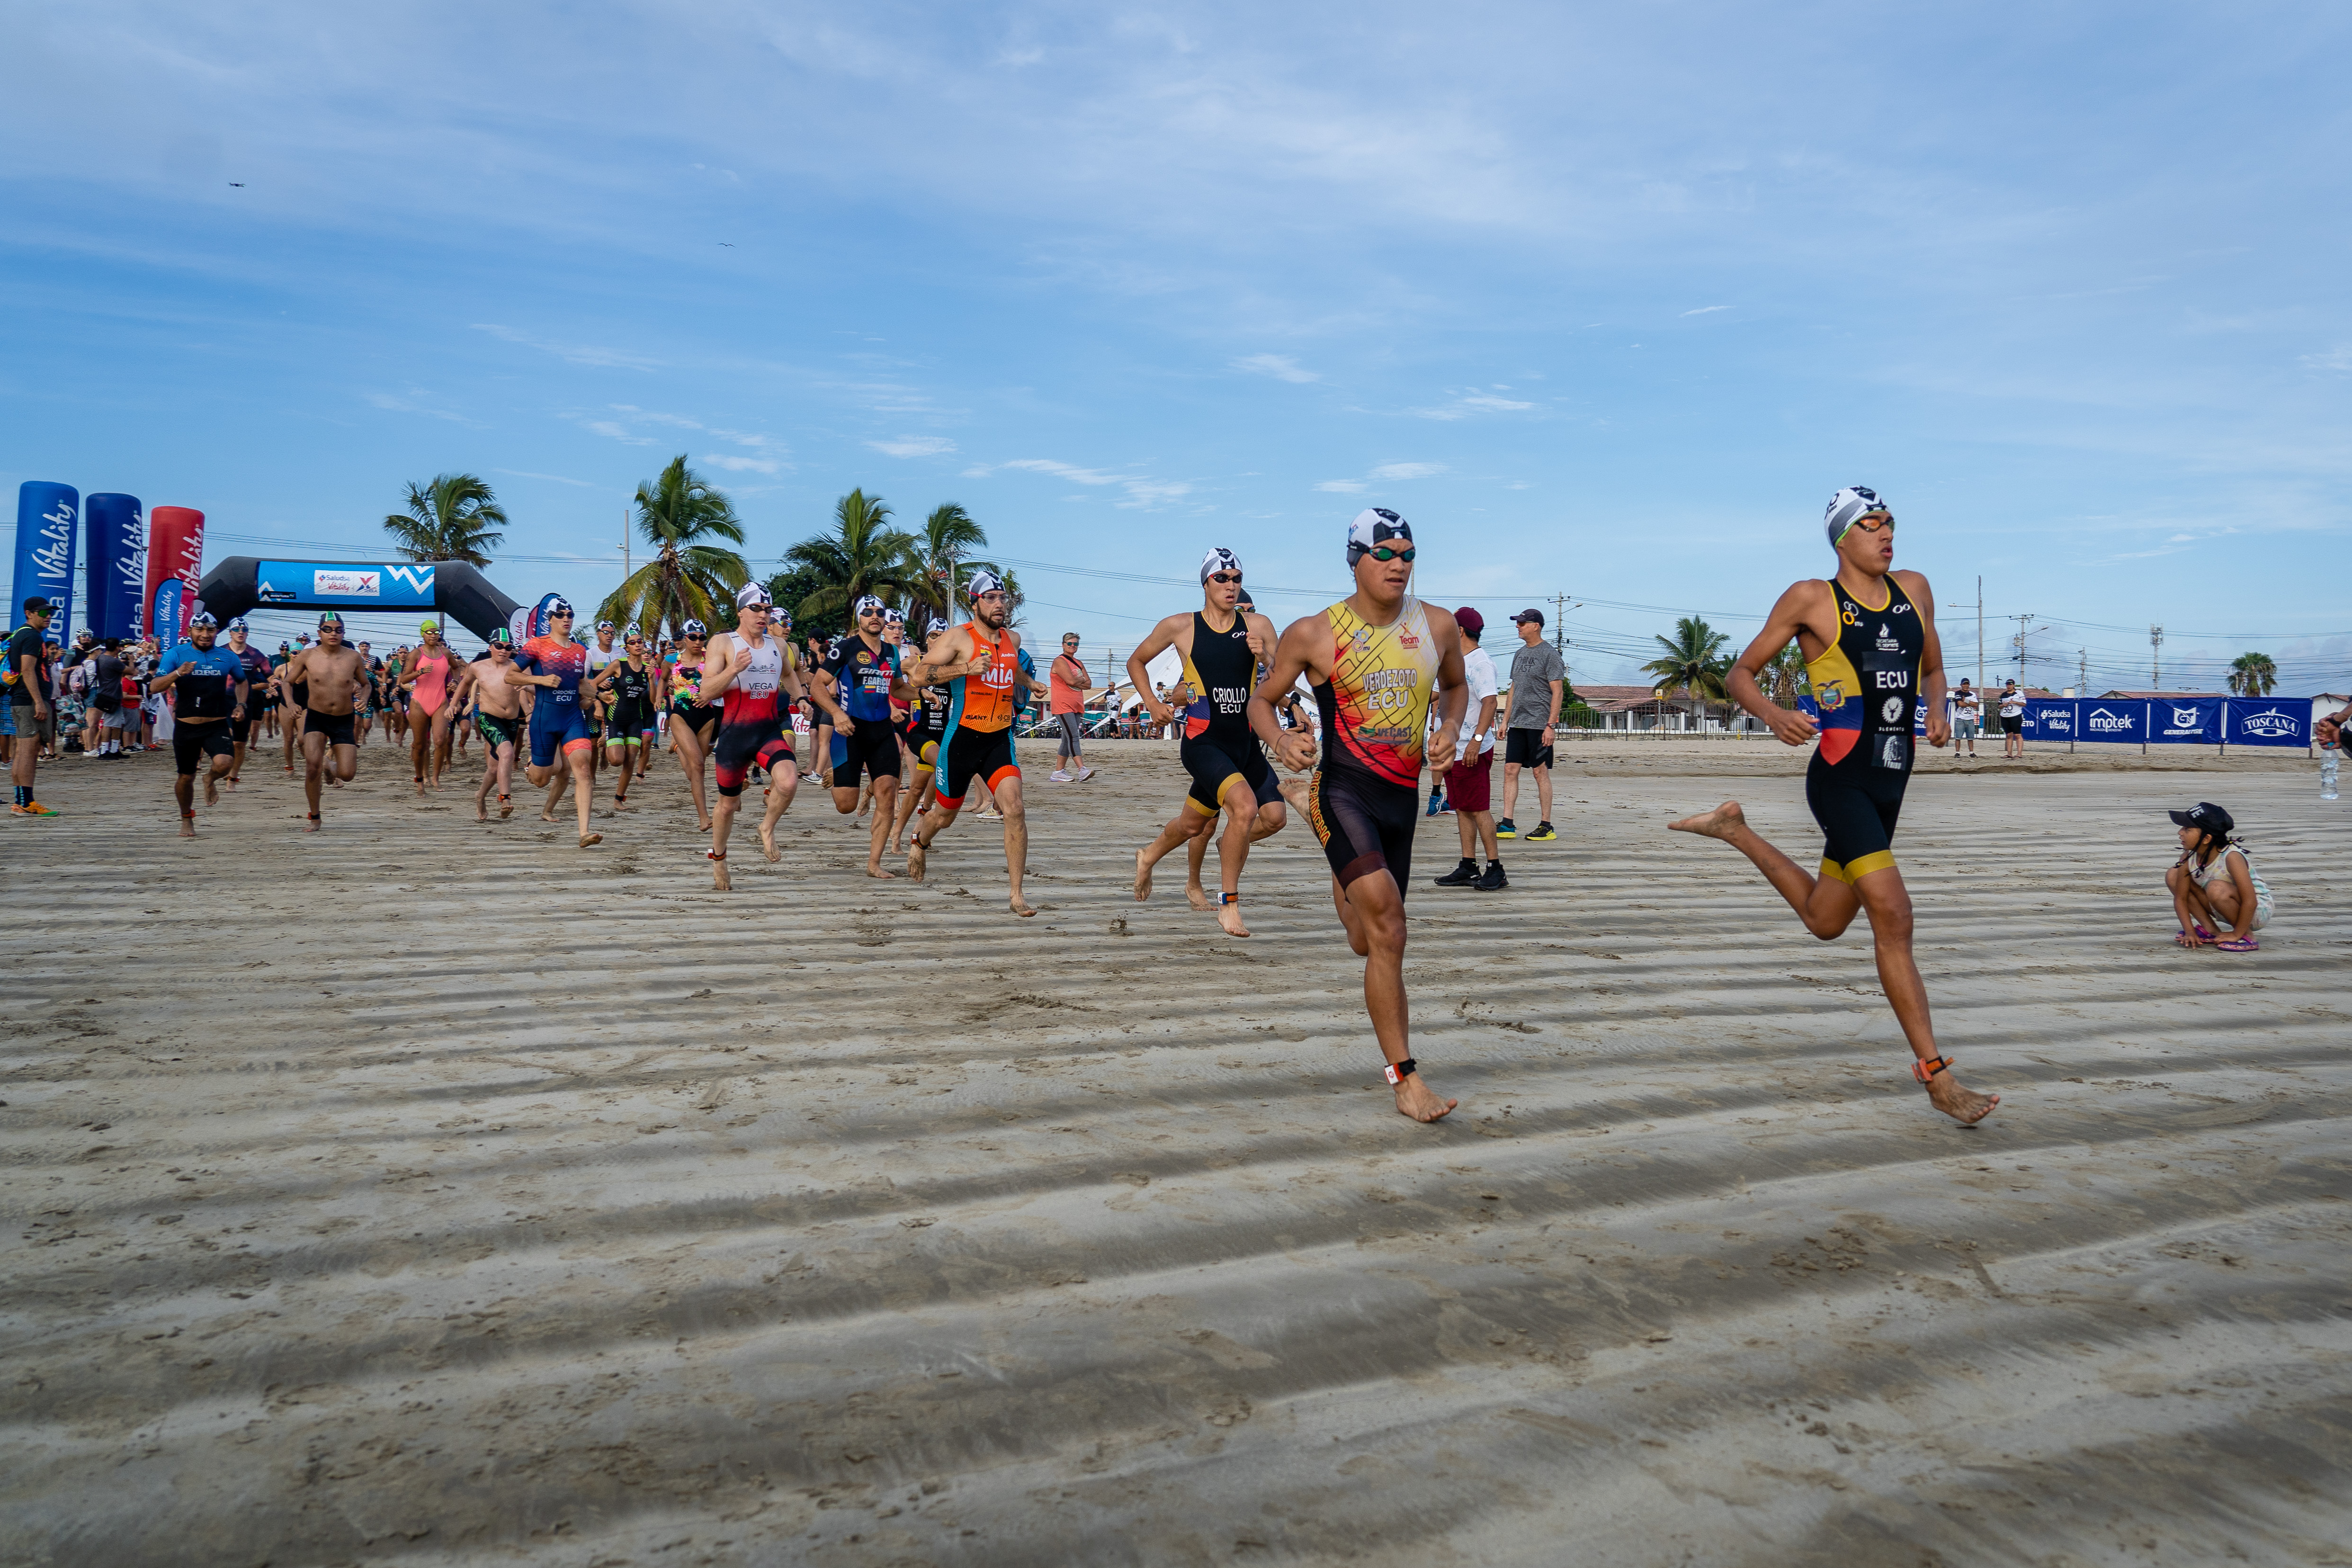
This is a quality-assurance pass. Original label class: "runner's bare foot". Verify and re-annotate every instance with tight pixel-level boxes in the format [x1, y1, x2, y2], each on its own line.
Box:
[204, 773, 219, 806]
[1928, 1072, 2000, 1126]
[706, 848, 730, 891]
[1395, 1075, 1458, 1122]
[179, 815, 196, 838]
[580, 832, 602, 848]
[475, 800, 489, 822]
[1668, 800, 1747, 841]
[758, 822, 780, 862]
[1186, 883, 1213, 911]
[867, 863, 898, 879]
[906, 841, 928, 881]
[1216, 900, 1251, 938]
[303, 813, 321, 833]
[1010, 895, 1037, 918]
[1134, 848, 1154, 901]
[541, 810, 558, 823]
[499, 795, 514, 819]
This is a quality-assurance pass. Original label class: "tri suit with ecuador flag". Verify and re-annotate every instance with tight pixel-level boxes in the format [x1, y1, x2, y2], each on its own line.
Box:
[1803, 574, 1925, 883]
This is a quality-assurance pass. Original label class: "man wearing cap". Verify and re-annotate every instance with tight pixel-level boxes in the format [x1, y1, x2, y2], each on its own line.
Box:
[1997, 678, 2026, 759]
[223, 618, 271, 784]
[5, 597, 58, 815]
[1672, 484, 1998, 1127]
[1496, 608, 1564, 842]
[1248, 509, 1469, 1122]
[814, 594, 917, 878]
[514, 597, 609, 848]
[1432, 607, 1507, 890]
[904, 570, 1036, 915]
[1126, 548, 1288, 936]
[1949, 678, 1980, 760]
[149, 613, 249, 835]
[281, 613, 372, 830]
[698, 582, 806, 887]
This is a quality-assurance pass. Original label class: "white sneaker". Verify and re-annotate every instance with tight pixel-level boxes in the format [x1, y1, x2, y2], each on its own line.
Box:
[1049, 769, 1072, 782]
[1073, 766, 1094, 780]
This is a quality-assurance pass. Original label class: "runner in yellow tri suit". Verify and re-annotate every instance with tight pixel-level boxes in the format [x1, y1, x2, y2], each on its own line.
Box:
[1251, 508, 1468, 1123]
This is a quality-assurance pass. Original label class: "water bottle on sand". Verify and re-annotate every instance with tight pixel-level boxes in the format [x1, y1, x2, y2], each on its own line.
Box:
[2324, 744, 2340, 802]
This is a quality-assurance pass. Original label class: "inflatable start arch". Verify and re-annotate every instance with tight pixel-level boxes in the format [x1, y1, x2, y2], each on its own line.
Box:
[195, 557, 522, 644]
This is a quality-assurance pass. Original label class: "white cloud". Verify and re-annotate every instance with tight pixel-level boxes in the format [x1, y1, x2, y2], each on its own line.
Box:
[1233, 353, 1319, 384]
[494, 468, 596, 487]
[1369, 461, 1447, 481]
[585, 419, 655, 445]
[701, 453, 779, 473]
[867, 436, 958, 458]
[1315, 479, 1366, 493]
[472, 324, 660, 370]
[999, 457, 1127, 484]
[609, 404, 704, 429]
[2303, 345, 2352, 372]
[1409, 391, 1538, 420]
[1681, 305, 1730, 316]
[1115, 480, 1191, 509]
[365, 390, 472, 424]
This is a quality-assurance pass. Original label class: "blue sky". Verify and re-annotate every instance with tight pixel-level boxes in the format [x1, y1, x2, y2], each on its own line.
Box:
[4, 0, 2348, 690]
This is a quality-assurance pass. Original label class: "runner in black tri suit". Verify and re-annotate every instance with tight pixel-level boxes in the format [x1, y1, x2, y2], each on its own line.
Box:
[602, 626, 658, 808]
[815, 594, 916, 878]
[1127, 548, 1288, 937]
[891, 631, 951, 856]
[1671, 485, 1998, 1126]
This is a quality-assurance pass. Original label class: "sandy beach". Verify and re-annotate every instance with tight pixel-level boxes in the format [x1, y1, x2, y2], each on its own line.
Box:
[3, 735, 2346, 1566]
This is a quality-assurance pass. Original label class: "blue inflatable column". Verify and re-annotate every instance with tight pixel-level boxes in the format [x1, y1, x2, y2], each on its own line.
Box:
[12, 482, 79, 638]
[83, 493, 146, 640]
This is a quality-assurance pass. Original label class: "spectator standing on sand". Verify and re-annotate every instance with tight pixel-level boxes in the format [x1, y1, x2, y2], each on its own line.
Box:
[1497, 608, 1563, 842]
[1432, 607, 1506, 890]
[6, 597, 58, 814]
[1048, 631, 1093, 782]
[1998, 679, 2025, 759]
[1950, 679, 1980, 759]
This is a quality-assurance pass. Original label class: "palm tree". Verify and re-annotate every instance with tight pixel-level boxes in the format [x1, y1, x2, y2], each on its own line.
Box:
[1642, 615, 1732, 719]
[782, 490, 917, 628]
[1762, 643, 1810, 707]
[384, 474, 507, 566]
[595, 455, 749, 638]
[897, 502, 1019, 639]
[2227, 652, 2277, 697]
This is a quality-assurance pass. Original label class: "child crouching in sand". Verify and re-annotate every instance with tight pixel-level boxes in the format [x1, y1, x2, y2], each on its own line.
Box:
[2167, 801, 2272, 952]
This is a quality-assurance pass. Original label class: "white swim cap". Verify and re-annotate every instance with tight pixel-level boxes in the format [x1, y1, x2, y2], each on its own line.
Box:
[1200, 547, 1242, 583]
[1824, 486, 1892, 548]
[1346, 508, 1413, 565]
[965, 570, 1005, 600]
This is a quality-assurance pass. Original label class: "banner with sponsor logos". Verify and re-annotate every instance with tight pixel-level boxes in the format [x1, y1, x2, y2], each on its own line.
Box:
[2151, 698, 2222, 745]
[147, 506, 206, 641]
[2077, 699, 2147, 745]
[255, 560, 438, 609]
[2223, 698, 2309, 748]
[2021, 698, 2078, 741]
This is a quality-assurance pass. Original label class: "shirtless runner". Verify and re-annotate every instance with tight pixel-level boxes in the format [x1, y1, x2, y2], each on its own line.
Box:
[465, 629, 528, 820]
[281, 613, 371, 832]
[1129, 547, 1288, 937]
[1248, 509, 1466, 1122]
[1669, 485, 1998, 1126]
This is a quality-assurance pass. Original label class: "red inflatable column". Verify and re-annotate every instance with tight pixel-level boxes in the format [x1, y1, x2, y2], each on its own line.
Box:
[146, 506, 207, 645]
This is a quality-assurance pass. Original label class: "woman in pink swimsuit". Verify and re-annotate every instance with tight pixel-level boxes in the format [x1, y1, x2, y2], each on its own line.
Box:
[399, 619, 456, 791]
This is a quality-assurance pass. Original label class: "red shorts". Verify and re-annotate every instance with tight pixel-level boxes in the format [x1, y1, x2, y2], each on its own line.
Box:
[1445, 749, 1493, 814]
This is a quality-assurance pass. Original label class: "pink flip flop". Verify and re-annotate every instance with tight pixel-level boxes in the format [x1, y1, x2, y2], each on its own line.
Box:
[2215, 935, 2259, 953]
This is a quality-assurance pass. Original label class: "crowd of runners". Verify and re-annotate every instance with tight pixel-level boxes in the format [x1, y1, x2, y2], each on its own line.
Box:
[25, 487, 2319, 1131]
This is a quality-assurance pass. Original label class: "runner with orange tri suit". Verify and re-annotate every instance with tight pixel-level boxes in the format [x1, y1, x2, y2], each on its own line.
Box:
[903, 571, 1036, 916]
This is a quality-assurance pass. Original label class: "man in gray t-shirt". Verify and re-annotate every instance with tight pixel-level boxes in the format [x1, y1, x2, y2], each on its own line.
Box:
[1499, 609, 1565, 841]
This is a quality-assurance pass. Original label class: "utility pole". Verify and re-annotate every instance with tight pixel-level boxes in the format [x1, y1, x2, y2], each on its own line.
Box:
[1547, 592, 1571, 654]
[1975, 576, 1985, 694]
[2009, 613, 2036, 682]
[2149, 624, 2163, 689]
[2077, 648, 2087, 697]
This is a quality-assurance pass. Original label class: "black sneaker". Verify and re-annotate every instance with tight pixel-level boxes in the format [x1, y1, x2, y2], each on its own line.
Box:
[1525, 822, 1557, 842]
[1476, 860, 1509, 891]
[1433, 857, 1480, 887]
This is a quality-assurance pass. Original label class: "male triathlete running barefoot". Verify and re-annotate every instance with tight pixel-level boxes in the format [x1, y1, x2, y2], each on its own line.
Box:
[903, 572, 1034, 916]
[282, 614, 370, 832]
[399, 619, 459, 791]
[1669, 485, 1998, 1126]
[1249, 510, 1467, 1121]
[1129, 548, 1288, 937]
[224, 618, 270, 785]
[514, 598, 610, 848]
[149, 612, 248, 836]
[699, 583, 806, 890]
[814, 595, 918, 878]
[665, 620, 723, 832]
[466, 629, 528, 820]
